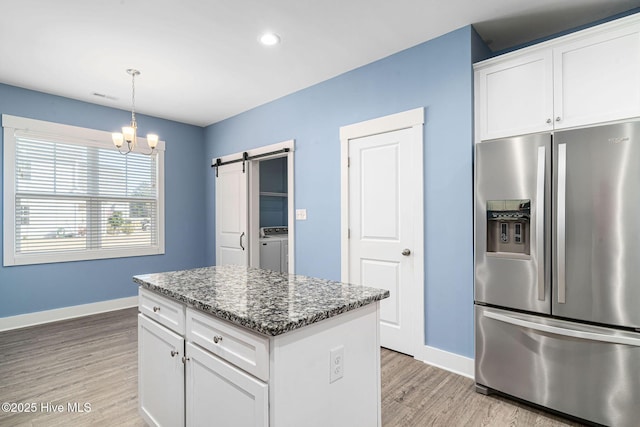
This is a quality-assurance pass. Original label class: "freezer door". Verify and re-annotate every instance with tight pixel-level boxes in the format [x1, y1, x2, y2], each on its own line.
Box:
[553, 122, 640, 328]
[475, 134, 551, 313]
[475, 305, 640, 427]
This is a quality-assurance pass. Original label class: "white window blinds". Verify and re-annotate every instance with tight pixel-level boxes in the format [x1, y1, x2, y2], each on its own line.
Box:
[3, 115, 165, 266]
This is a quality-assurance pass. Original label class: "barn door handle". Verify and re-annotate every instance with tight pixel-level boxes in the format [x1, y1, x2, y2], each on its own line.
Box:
[240, 232, 245, 251]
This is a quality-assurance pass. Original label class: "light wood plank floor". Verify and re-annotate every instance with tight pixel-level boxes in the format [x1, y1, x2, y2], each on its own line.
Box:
[0, 308, 585, 427]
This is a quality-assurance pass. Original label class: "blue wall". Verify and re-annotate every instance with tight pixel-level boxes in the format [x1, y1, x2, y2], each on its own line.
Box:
[205, 26, 479, 358]
[0, 84, 208, 317]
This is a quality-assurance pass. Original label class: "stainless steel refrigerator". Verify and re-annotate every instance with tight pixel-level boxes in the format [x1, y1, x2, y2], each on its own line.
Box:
[475, 121, 640, 427]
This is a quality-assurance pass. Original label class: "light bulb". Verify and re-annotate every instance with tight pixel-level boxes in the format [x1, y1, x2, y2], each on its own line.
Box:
[147, 134, 159, 149]
[122, 126, 135, 143]
[112, 133, 124, 148]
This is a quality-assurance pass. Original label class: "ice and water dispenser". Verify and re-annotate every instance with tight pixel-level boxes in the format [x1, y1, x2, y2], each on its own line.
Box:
[486, 199, 530, 256]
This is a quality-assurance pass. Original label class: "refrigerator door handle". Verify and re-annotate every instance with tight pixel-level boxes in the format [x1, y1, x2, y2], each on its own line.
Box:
[557, 143, 567, 304]
[536, 146, 546, 301]
[484, 310, 640, 347]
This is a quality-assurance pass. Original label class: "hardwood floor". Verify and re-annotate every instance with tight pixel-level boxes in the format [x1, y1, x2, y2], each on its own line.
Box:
[0, 308, 143, 427]
[380, 349, 584, 427]
[0, 308, 584, 427]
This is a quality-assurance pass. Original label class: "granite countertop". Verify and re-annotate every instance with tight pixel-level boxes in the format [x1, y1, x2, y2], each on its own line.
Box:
[133, 265, 389, 336]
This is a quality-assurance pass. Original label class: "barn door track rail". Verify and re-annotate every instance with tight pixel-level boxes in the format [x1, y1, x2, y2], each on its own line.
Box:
[212, 148, 290, 177]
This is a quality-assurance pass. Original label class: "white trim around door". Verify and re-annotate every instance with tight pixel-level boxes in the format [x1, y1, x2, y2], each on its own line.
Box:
[340, 107, 424, 357]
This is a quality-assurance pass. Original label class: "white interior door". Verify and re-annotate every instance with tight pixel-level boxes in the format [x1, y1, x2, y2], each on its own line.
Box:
[348, 127, 417, 355]
[216, 162, 248, 266]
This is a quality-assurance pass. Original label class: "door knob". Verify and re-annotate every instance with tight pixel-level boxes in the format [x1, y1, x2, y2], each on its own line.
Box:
[402, 249, 411, 256]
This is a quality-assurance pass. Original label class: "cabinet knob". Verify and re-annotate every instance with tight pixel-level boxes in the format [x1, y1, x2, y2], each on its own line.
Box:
[555, 116, 561, 122]
[402, 249, 411, 256]
[152, 306, 160, 313]
[213, 335, 223, 344]
[546, 118, 552, 124]
[170, 350, 179, 357]
[182, 356, 190, 364]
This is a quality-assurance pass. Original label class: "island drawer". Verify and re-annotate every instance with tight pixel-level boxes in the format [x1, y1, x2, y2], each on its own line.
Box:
[139, 288, 186, 335]
[186, 308, 269, 381]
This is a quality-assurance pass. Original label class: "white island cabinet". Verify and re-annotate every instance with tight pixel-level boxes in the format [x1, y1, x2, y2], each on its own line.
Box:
[138, 286, 186, 427]
[185, 341, 268, 427]
[135, 265, 389, 427]
[138, 314, 185, 427]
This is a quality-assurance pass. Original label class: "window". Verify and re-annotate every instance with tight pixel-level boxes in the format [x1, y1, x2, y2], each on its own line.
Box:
[3, 115, 165, 266]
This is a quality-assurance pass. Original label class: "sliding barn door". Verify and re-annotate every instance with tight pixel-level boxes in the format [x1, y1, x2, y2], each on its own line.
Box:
[215, 163, 248, 266]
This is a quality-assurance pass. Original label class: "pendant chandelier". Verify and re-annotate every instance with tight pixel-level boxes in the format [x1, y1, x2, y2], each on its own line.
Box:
[112, 68, 158, 155]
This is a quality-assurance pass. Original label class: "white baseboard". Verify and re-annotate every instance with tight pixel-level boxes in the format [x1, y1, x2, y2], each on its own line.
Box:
[414, 345, 475, 379]
[0, 296, 138, 332]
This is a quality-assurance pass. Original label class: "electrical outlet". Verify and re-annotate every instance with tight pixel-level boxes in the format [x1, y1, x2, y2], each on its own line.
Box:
[296, 209, 307, 220]
[329, 345, 344, 383]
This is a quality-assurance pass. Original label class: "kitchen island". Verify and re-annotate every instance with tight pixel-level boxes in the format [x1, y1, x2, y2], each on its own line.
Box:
[134, 265, 389, 427]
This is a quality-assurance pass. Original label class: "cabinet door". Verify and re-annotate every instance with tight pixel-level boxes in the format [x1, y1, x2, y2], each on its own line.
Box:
[186, 342, 268, 427]
[476, 50, 553, 140]
[554, 23, 640, 129]
[138, 314, 185, 427]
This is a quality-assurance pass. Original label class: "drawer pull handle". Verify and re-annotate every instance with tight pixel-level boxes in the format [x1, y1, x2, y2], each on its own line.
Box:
[213, 335, 223, 344]
[170, 350, 179, 357]
[153, 306, 161, 312]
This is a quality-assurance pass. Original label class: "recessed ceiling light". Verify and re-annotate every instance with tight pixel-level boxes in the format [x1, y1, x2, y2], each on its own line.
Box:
[259, 32, 281, 46]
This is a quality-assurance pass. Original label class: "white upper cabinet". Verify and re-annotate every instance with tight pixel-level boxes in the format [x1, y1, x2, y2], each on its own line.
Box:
[554, 24, 640, 129]
[476, 50, 553, 140]
[476, 14, 640, 141]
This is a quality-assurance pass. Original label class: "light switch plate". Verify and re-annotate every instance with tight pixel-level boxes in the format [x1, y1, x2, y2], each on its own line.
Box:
[296, 209, 307, 220]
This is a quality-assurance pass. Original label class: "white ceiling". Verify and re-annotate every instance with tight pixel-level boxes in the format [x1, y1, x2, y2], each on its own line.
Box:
[1, 0, 638, 127]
